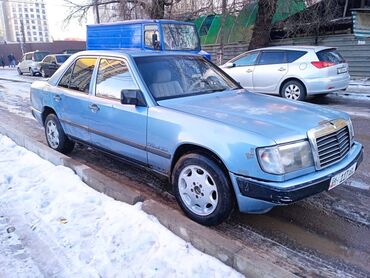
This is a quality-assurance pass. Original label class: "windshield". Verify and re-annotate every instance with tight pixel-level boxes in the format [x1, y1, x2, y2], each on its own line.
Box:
[135, 55, 240, 100]
[162, 24, 200, 51]
[34, 52, 49, 62]
[56, 55, 70, 63]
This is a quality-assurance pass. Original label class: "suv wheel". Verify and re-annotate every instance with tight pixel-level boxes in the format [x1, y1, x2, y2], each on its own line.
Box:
[17, 67, 23, 75]
[281, 80, 306, 101]
[173, 153, 234, 226]
[30, 68, 36, 76]
[44, 114, 75, 154]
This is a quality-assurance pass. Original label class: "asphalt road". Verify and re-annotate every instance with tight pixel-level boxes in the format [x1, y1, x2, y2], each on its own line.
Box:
[0, 70, 369, 277]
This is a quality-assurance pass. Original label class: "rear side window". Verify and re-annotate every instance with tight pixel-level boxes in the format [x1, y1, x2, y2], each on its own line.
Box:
[286, 50, 307, 63]
[258, 51, 286, 65]
[316, 49, 345, 64]
[95, 58, 137, 100]
[25, 54, 32, 60]
[233, 52, 259, 67]
[58, 58, 96, 93]
[69, 58, 96, 93]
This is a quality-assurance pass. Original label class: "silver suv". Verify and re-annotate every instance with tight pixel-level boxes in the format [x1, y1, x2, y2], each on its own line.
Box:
[221, 46, 350, 101]
[17, 51, 49, 76]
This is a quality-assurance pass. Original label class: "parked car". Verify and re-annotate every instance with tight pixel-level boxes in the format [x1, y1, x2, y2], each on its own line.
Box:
[221, 46, 350, 101]
[17, 51, 50, 76]
[30, 51, 363, 226]
[39, 54, 71, 78]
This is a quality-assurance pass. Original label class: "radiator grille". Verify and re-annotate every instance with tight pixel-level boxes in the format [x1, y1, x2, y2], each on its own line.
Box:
[316, 126, 350, 168]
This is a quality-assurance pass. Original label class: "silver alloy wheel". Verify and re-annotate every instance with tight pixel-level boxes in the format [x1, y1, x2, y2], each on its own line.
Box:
[284, 84, 301, 100]
[178, 165, 218, 216]
[46, 120, 59, 149]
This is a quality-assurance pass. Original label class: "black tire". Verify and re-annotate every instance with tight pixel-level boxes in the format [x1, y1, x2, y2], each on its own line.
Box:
[41, 68, 48, 78]
[172, 153, 234, 226]
[44, 114, 74, 154]
[30, 68, 36, 76]
[280, 80, 306, 101]
[17, 67, 23, 75]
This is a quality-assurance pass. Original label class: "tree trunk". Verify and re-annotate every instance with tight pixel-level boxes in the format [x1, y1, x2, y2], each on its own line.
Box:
[248, 0, 278, 50]
[150, 0, 166, 19]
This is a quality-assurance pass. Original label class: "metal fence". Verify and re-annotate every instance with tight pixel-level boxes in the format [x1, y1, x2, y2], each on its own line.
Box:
[203, 34, 370, 78]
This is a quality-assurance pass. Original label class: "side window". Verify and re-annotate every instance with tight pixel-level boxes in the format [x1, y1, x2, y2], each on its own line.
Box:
[43, 56, 51, 63]
[257, 51, 286, 65]
[233, 52, 259, 67]
[144, 24, 160, 49]
[69, 58, 97, 93]
[25, 54, 32, 60]
[95, 58, 137, 100]
[286, 50, 307, 63]
[58, 64, 73, 88]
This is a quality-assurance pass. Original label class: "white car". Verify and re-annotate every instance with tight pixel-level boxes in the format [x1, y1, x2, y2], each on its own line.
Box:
[17, 51, 49, 76]
[221, 46, 350, 101]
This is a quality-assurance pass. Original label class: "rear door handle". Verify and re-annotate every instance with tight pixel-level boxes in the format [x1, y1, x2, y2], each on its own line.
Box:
[89, 104, 100, 113]
[54, 95, 61, 102]
[278, 67, 286, 71]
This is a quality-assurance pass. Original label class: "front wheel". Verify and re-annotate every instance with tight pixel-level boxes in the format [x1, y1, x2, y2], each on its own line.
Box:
[173, 153, 234, 226]
[280, 80, 306, 101]
[44, 114, 74, 154]
[17, 67, 23, 75]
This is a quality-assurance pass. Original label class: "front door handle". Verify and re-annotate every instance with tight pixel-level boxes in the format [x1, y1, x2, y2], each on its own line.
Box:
[278, 67, 286, 71]
[246, 69, 253, 73]
[54, 95, 61, 102]
[89, 104, 100, 113]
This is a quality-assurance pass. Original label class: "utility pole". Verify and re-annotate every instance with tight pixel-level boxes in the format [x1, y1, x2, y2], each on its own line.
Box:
[94, 0, 100, 23]
[218, 0, 227, 65]
[20, 19, 26, 55]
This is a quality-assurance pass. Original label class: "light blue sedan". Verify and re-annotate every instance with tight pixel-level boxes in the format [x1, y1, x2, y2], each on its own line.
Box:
[30, 51, 363, 226]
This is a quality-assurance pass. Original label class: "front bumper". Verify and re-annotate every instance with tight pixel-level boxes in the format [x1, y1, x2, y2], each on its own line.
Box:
[230, 142, 363, 213]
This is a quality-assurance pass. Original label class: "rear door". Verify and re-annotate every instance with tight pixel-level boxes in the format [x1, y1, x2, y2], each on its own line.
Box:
[55, 57, 97, 142]
[223, 51, 259, 91]
[252, 50, 288, 94]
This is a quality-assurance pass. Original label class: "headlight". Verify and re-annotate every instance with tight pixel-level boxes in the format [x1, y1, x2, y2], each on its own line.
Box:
[346, 118, 354, 139]
[257, 141, 314, 174]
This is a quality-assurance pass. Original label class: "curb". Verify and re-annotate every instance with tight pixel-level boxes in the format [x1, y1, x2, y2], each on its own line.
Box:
[334, 91, 370, 98]
[0, 77, 33, 84]
[0, 121, 296, 277]
[142, 200, 295, 278]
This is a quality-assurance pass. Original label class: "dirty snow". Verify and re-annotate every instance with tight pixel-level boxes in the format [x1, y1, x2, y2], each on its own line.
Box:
[0, 134, 243, 278]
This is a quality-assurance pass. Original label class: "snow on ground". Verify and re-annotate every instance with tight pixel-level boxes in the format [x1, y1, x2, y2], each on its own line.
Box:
[0, 134, 243, 278]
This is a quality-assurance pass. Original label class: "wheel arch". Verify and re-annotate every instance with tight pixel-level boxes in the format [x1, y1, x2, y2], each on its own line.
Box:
[170, 143, 231, 185]
[279, 77, 307, 96]
[41, 106, 57, 126]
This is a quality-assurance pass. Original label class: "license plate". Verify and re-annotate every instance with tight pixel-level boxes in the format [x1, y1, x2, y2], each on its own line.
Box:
[329, 163, 356, 190]
[337, 67, 347, 74]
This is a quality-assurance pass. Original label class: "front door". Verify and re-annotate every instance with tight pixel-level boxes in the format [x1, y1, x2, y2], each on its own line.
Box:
[224, 51, 259, 91]
[88, 58, 148, 164]
[252, 50, 288, 94]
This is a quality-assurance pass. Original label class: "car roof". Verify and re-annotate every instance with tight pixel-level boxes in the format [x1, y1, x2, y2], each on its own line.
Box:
[255, 45, 335, 52]
[72, 49, 200, 58]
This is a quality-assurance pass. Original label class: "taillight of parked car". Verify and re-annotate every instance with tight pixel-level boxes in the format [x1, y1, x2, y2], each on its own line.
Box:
[311, 61, 336, 69]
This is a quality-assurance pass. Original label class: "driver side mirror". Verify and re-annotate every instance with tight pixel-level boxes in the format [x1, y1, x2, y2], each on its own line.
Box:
[121, 89, 146, 106]
[152, 33, 160, 50]
[223, 62, 235, 68]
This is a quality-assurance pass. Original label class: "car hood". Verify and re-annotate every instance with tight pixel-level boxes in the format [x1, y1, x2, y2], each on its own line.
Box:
[157, 90, 348, 144]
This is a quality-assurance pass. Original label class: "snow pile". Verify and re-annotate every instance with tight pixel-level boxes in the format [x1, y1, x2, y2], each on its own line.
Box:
[0, 135, 242, 277]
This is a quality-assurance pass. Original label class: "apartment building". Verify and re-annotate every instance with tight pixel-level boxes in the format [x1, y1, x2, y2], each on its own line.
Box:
[1, 0, 50, 43]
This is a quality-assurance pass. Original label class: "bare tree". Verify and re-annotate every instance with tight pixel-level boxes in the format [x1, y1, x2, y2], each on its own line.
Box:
[248, 0, 278, 50]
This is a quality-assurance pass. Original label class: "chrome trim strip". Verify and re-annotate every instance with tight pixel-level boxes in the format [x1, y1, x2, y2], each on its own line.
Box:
[60, 118, 171, 159]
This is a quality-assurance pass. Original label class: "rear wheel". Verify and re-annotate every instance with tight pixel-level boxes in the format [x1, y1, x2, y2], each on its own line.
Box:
[41, 68, 48, 78]
[17, 67, 23, 75]
[30, 68, 36, 76]
[44, 114, 74, 154]
[281, 80, 306, 101]
[173, 153, 234, 226]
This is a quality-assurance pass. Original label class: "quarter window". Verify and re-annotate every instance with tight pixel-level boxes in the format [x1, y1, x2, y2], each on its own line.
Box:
[233, 52, 259, 67]
[95, 59, 137, 100]
[258, 51, 286, 65]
